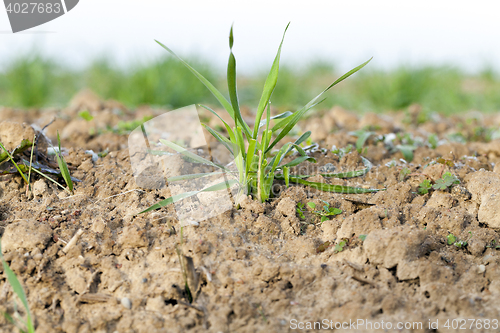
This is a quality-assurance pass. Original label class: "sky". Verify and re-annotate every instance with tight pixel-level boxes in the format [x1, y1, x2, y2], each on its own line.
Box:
[1, 0, 500, 74]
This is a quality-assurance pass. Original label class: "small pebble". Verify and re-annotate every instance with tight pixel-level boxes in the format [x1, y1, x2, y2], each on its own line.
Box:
[142, 278, 148, 283]
[121, 297, 132, 309]
[478, 265, 486, 274]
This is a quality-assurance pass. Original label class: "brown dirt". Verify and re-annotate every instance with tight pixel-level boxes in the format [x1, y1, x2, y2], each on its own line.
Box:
[2, 94, 500, 332]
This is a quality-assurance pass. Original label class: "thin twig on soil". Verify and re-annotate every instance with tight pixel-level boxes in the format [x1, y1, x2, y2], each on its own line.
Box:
[62, 229, 84, 254]
[93, 189, 145, 204]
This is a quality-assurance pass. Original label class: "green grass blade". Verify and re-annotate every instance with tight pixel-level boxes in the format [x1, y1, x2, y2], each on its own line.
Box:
[304, 57, 373, 111]
[267, 58, 371, 153]
[266, 100, 324, 153]
[279, 155, 316, 168]
[350, 130, 375, 150]
[245, 139, 257, 175]
[293, 156, 374, 179]
[267, 142, 291, 173]
[252, 23, 290, 139]
[287, 176, 382, 194]
[0, 138, 32, 164]
[235, 127, 246, 160]
[198, 104, 235, 139]
[159, 139, 229, 171]
[155, 40, 235, 119]
[0, 141, 29, 185]
[270, 99, 325, 134]
[396, 145, 416, 162]
[281, 132, 311, 157]
[283, 166, 290, 187]
[201, 124, 234, 155]
[55, 132, 74, 194]
[227, 26, 252, 138]
[138, 190, 199, 214]
[138, 179, 238, 214]
[0, 240, 35, 333]
[26, 162, 72, 194]
[167, 171, 226, 182]
[258, 111, 293, 129]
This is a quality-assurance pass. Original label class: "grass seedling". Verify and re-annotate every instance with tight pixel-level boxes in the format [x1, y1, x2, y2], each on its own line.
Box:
[396, 144, 417, 162]
[140, 24, 379, 213]
[307, 201, 342, 223]
[427, 133, 438, 149]
[0, 240, 35, 333]
[399, 167, 411, 182]
[52, 132, 74, 194]
[349, 130, 375, 153]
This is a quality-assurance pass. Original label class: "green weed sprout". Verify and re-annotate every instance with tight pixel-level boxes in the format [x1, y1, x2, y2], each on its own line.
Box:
[0, 240, 35, 333]
[141, 24, 379, 213]
[432, 172, 459, 191]
[296, 202, 306, 220]
[418, 179, 432, 195]
[307, 201, 342, 223]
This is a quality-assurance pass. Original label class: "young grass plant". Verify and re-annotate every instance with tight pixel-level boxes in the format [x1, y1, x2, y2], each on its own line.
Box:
[0, 240, 35, 333]
[52, 132, 74, 194]
[141, 24, 379, 213]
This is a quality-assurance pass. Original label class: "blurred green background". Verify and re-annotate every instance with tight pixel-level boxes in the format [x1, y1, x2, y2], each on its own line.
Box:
[1, 53, 499, 114]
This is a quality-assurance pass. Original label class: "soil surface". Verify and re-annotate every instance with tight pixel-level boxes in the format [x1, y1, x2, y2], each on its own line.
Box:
[2, 91, 500, 333]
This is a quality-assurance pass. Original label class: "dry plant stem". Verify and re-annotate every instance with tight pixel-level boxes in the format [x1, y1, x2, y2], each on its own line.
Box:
[93, 189, 145, 204]
[26, 134, 36, 196]
[63, 229, 84, 254]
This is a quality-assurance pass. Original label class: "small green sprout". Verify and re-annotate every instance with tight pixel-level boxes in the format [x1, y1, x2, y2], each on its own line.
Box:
[333, 239, 347, 253]
[447, 233, 470, 248]
[446, 233, 457, 245]
[78, 110, 94, 121]
[53, 132, 74, 194]
[307, 201, 342, 223]
[349, 130, 375, 153]
[0, 240, 36, 333]
[486, 239, 500, 249]
[359, 234, 367, 241]
[399, 167, 411, 182]
[396, 144, 417, 162]
[436, 157, 454, 167]
[427, 133, 438, 149]
[296, 202, 306, 220]
[447, 132, 467, 144]
[331, 144, 353, 159]
[316, 241, 331, 253]
[432, 172, 459, 191]
[418, 179, 432, 195]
